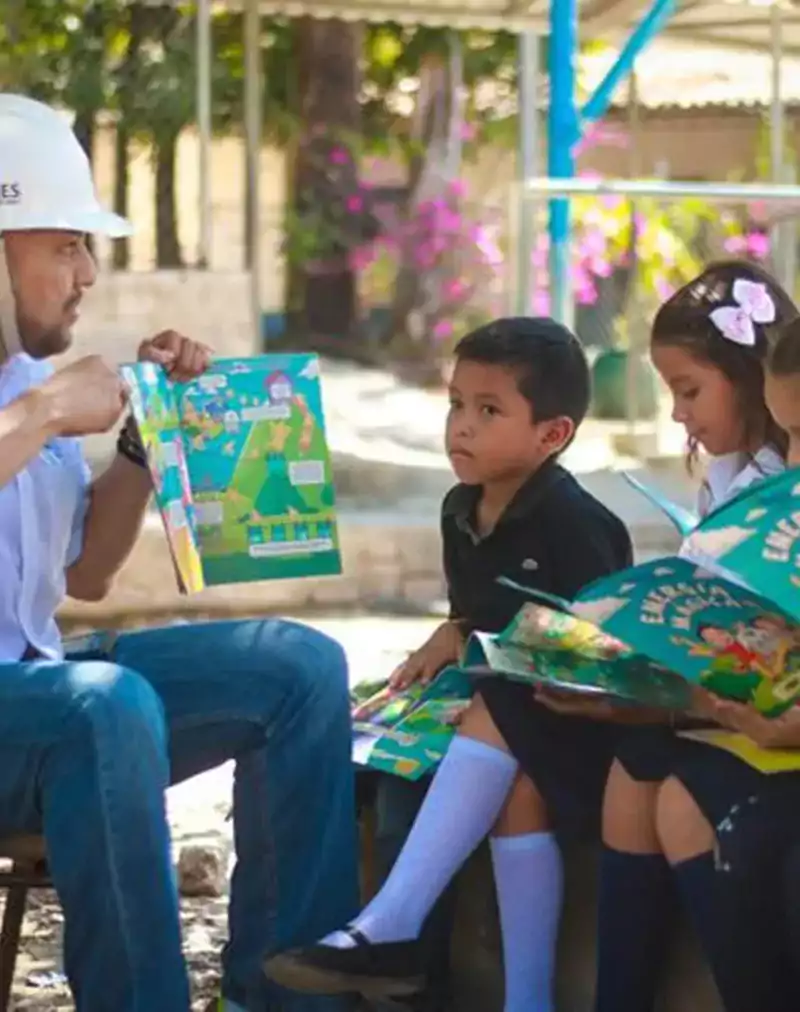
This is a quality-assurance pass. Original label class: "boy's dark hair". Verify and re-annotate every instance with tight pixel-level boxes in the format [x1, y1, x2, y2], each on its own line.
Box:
[769, 316, 800, 378]
[454, 317, 590, 429]
[651, 259, 798, 464]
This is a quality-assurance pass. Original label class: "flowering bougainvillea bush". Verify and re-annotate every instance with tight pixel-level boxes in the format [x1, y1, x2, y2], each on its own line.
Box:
[283, 125, 771, 357]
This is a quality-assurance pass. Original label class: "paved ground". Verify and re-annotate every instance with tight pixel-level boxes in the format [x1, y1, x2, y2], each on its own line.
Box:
[1, 615, 437, 1010]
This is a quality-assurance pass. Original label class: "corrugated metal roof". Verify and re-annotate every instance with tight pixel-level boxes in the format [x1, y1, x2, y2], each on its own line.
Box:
[584, 38, 800, 110]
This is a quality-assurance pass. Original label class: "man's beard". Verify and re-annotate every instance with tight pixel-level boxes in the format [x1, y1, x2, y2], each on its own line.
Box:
[16, 310, 74, 360]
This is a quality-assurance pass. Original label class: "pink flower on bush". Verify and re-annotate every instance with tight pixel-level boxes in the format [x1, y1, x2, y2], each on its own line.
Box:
[329, 146, 349, 166]
[345, 194, 363, 214]
[433, 320, 454, 340]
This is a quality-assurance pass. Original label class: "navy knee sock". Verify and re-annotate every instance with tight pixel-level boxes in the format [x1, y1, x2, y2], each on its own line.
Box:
[674, 851, 795, 1012]
[594, 848, 676, 1012]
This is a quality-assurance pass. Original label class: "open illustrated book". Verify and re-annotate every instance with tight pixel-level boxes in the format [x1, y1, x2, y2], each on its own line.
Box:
[121, 355, 341, 592]
[353, 472, 800, 780]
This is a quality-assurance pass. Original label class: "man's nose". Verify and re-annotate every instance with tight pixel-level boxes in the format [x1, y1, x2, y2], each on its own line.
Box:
[77, 244, 98, 289]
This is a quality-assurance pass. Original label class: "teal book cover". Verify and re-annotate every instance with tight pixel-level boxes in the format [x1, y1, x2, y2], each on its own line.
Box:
[121, 355, 341, 592]
[462, 601, 691, 710]
[352, 667, 473, 781]
[621, 471, 698, 537]
[574, 556, 800, 717]
[680, 468, 800, 624]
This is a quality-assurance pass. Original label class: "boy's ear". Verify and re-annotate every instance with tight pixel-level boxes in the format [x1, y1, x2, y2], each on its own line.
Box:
[541, 415, 575, 454]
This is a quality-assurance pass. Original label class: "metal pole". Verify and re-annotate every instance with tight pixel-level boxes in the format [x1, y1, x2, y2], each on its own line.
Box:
[578, 0, 674, 140]
[548, 0, 577, 328]
[770, 2, 786, 286]
[524, 177, 800, 201]
[244, 0, 262, 349]
[197, 0, 212, 268]
[625, 66, 641, 439]
[516, 32, 540, 315]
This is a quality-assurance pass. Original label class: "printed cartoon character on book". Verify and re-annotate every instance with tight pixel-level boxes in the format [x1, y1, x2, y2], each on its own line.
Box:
[677, 614, 800, 714]
[510, 604, 626, 661]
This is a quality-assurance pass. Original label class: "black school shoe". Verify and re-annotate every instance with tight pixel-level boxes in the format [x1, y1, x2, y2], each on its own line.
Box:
[263, 927, 426, 1000]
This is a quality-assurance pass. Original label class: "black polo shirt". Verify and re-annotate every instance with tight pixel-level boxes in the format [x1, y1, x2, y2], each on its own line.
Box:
[442, 460, 633, 635]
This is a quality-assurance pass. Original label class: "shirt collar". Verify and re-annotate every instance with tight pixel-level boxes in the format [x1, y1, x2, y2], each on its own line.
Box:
[699, 444, 785, 516]
[444, 459, 567, 538]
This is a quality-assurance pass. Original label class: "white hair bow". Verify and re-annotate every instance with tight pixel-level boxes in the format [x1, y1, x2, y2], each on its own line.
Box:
[709, 278, 777, 347]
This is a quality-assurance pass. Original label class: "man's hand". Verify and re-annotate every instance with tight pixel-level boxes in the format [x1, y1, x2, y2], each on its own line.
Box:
[705, 697, 800, 749]
[38, 355, 126, 436]
[138, 330, 212, 382]
[390, 621, 463, 690]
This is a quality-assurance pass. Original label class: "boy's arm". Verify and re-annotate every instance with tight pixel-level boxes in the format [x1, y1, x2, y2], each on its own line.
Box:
[390, 503, 467, 689]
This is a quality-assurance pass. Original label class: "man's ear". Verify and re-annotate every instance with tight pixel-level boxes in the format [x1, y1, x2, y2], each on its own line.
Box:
[541, 415, 575, 455]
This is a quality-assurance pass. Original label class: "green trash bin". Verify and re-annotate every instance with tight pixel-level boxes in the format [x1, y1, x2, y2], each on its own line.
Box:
[591, 349, 659, 421]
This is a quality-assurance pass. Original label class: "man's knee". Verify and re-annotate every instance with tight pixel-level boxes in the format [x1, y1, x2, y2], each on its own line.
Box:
[65, 661, 167, 747]
[263, 620, 349, 700]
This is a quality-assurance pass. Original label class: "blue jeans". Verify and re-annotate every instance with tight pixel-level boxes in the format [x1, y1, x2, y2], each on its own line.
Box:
[0, 619, 358, 1012]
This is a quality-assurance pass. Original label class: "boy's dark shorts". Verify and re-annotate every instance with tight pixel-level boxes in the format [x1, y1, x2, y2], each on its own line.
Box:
[478, 677, 623, 841]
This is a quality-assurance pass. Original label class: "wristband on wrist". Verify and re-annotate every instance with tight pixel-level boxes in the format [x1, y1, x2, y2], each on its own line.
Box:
[116, 416, 148, 468]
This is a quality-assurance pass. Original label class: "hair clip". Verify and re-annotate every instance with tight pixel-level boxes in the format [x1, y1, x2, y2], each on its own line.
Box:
[709, 278, 776, 347]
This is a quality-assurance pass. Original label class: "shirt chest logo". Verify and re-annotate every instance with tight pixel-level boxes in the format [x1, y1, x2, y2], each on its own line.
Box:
[521, 557, 539, 571]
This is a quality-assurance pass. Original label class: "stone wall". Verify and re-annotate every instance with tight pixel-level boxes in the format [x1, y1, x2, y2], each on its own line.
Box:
[70, 270, 256, 366]
[58, 515, 448, 632]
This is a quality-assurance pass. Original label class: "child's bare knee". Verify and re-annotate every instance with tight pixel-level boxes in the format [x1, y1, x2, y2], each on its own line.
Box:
[458, 691, 509, 750]
[602, 759, 662, 854]
[655, 776, 715, 864]
[493, 773, 549, 836]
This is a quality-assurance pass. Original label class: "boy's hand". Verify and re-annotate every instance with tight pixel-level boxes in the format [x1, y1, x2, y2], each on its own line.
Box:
[706, 698, 800, 749]
[390, 621, 463, 690]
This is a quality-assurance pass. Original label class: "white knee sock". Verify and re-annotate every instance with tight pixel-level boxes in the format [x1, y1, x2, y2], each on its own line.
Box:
[323, 736, 518, 947]
[490, 832, 563, 1012]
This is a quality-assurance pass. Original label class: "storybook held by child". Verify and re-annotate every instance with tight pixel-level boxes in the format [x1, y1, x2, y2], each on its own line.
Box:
[681, 467, 800, 624]
[494, 556, 800, 718]
[121, 355, 340, 593]
[621, 471, 698, 537]
[353, 472, 800, 781]
[351, 667, 473, 781]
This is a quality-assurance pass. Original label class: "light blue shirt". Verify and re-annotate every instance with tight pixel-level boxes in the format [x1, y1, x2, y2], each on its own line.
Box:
[0, 354, 90, 661]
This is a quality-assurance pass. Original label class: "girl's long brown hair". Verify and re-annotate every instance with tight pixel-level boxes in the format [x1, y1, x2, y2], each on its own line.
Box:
[651, 259, 798, 467]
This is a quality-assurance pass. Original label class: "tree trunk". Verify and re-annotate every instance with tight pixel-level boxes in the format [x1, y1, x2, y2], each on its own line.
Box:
[378, 38, 464, 358]
[154, 132, 183, 268]
[286, 17, 363, 357]
[72, 111, 97, 258]
[72, 111, 95, 166]
[112, 123, 130, 270]
[112, 3, 147, 270]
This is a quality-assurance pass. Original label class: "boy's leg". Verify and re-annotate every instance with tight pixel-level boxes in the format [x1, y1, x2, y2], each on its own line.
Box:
[112, 618, 359, 1012]
[490, 773, 562, 1012]
[0, 658, 190, 1012]
[263, 693, 519, 995]
[374, 775, 458, 1012]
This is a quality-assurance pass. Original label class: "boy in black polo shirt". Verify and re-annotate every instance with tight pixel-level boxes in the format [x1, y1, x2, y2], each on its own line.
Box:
[265, 318, 633, 1009]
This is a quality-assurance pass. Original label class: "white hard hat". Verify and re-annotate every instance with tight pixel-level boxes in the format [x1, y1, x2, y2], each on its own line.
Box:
[0, 94, 132, 358]
[0, 94, 132, 237]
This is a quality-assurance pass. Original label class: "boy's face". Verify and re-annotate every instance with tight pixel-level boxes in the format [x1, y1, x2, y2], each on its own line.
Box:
[765, 371, 800, 467]
[445, 359, 573, 485]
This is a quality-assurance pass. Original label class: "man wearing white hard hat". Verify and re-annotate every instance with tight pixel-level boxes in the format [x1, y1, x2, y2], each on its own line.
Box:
[0, 94, 357, 1012]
